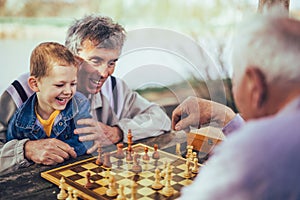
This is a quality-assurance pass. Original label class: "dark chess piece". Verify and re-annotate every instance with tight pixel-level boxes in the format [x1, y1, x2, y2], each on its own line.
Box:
[152, 144, 160, 160]
[103, 152, 112, 168]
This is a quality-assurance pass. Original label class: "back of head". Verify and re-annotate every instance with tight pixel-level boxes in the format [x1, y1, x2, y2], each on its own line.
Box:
[231, 6, 300, 85]
[65, 14, 126, 54]
[30, 42, 79, 79]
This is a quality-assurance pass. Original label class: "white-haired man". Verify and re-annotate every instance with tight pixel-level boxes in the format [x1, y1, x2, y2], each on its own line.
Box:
[173, 11, 300, 199]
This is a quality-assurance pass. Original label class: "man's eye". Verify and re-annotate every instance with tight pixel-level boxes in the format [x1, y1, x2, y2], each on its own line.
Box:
[90, 58, 101, 65]
[108, 62, 116, 68]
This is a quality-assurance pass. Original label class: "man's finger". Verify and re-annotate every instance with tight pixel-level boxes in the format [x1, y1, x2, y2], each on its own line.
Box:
[76, 118, 96, 126]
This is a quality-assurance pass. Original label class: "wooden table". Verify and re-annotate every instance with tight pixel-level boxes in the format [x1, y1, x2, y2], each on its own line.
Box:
[1, 131, 210, 200]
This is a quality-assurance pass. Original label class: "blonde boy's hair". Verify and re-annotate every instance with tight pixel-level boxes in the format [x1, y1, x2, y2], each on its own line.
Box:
[30, 42, 81, 79]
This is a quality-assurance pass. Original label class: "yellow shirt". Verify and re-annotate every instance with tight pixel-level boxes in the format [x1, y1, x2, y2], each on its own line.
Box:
[36, 110, 61, 137]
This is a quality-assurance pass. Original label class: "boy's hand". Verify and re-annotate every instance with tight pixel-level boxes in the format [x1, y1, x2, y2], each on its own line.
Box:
[24, 138, 77, 165]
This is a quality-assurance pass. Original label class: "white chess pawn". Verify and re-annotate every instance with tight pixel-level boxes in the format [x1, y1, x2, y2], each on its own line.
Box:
[183, 160, 191, 178]
[117, 184, 127, 200]
[106, 175, 118, 197]
[192, 157, 199, 174]
[66, 187, 74, 200]
[57, 177, 68, 200]
[151, 168, 163, 190]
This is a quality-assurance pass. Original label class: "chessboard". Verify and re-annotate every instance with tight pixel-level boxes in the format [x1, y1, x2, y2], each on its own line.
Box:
[41, 143, 201, 200]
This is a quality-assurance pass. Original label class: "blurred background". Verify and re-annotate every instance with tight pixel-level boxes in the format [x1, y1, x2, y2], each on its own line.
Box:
[1, 0, 300, 114]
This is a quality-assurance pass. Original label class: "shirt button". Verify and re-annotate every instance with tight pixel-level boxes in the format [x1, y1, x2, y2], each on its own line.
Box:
[59, 122, 63, 126]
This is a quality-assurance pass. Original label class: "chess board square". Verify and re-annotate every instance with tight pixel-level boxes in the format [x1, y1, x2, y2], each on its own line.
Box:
[138, 187, 156, 196]
[93, 186, 107, 195]
[117, 178, 133, 187]
[70, 166, 87, 173]
[78, 170, 96, 177]
[95, 178, 109, 186]
[122, 185, 132, 195]
[177, 163, 187, 170]
[178, 179, 193, 186]
[137, 178, 153, 187]
[172, 174, 183, 182]
[141, 163, 155, 171]
[118, 171, 135, 178]
[160, 157, 175, 164]
[90, 167, 103, 174]
[81, 162, 99, 170]
[172, 167, 183, 174]
[59, 169, 77, 177]
[90, 174, 104, 181]
[66, 174, 84, 181]
[139, 171, 154, 178]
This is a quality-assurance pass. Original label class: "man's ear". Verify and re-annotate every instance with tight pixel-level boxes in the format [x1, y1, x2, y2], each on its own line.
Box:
[245, 67, 267, 109]
[28, 76, 39, 92]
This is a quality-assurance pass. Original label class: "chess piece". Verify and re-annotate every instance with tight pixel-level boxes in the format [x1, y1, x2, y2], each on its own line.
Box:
[66, 187, 73, 200]
[127, 129, 133, 147]
[117, 184, 127, 200]
[130, 182, 138, 200]
[176, 143, 182, 157]
[183, 160, 191, 178]
[152, 144, 160, 160]
[186, 145, 193, 160]
[192, 157, 199, 174]
[57, 176, 68, 200]
[85, 171, 93, 188]
[95, 145, 103, 165]
[132, 153, 142, 173]
[73, 190, 78, 200]
[103, 152, 112, 168]
[142, 147, 150, 162]
[162, 168, 174, 196]
[126, 145, 133, 162]
[161, 161, 167, 178]
[106, 175, 118, 197]
[115, 143, 125, 159]
[151, 168, 163, 190]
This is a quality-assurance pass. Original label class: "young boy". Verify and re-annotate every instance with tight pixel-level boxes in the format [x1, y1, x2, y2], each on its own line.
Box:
[6, 42, 92, 156]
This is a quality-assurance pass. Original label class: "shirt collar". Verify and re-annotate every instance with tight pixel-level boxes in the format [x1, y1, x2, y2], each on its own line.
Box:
[88, 93, 103, 110]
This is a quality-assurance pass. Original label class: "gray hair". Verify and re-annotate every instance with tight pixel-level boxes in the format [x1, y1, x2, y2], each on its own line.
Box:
[65, 14, 126, 54]
[231, 7, 300, 84]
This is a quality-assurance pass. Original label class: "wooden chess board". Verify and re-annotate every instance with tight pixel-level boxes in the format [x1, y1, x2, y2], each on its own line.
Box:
[41, 143, 201, 200]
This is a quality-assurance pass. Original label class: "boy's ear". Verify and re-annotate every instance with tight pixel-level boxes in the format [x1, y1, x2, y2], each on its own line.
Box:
[28, 76, 39, 92]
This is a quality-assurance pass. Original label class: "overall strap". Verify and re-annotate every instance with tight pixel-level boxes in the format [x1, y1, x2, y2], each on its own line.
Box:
[12, 80, 28, 103]
[111, 76, 118, 114]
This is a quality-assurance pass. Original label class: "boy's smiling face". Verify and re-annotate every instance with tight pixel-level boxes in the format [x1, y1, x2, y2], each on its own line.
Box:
[34, 65, 78, 119]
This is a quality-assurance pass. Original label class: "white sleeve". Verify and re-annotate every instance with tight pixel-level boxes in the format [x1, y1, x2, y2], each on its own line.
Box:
[102, 77, 171, 142]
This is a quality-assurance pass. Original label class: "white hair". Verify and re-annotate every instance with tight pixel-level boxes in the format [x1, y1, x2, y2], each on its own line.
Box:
[231, 7, 300, 84]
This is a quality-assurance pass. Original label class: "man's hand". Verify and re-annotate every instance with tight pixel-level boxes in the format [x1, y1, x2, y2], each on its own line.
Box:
[24, 138, 77, 165]
[172, 97, 236, 131]
[74, 118, 123, 154]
